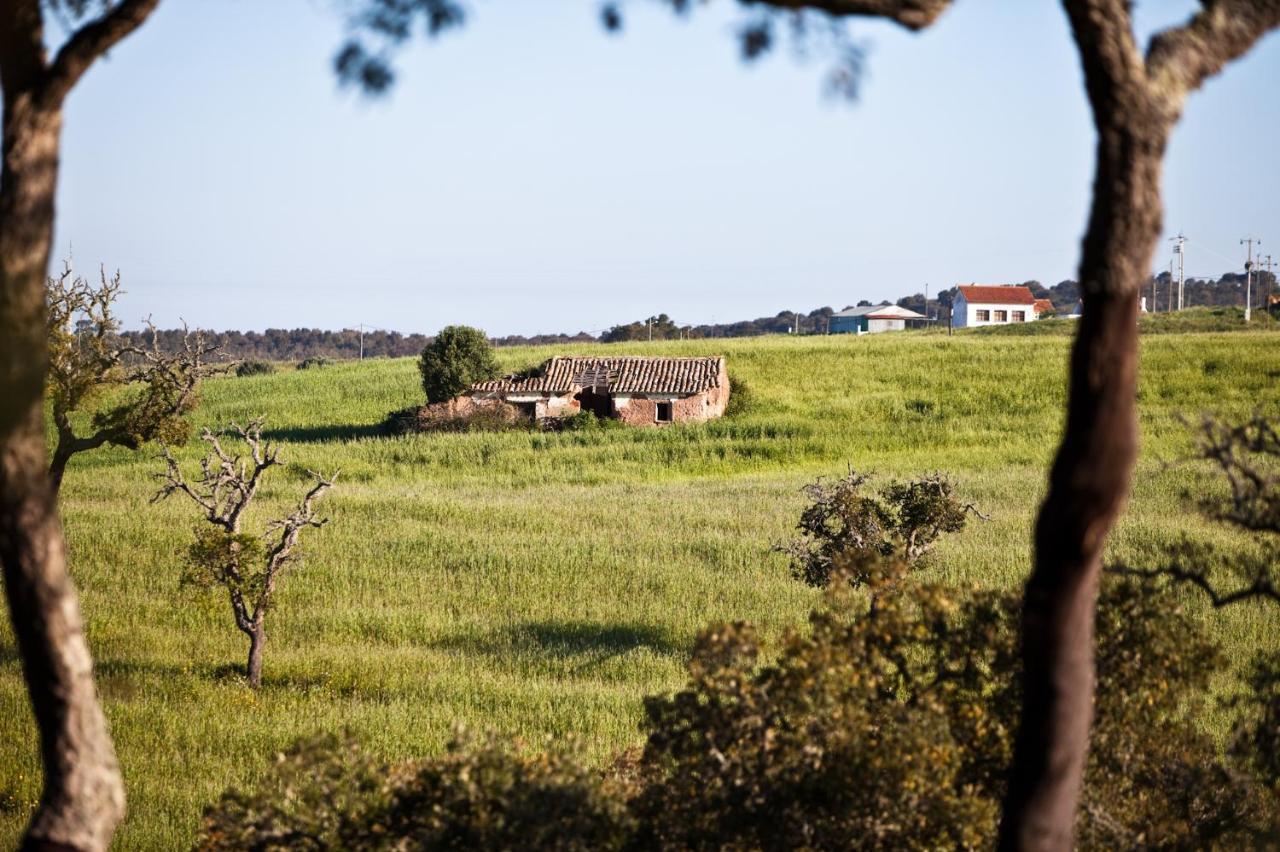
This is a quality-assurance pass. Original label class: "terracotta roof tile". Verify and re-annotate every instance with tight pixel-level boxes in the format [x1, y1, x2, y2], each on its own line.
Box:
[472, 356, 725, 395]
[957, 284, 1036, 305]
[1033, 298, 1054, 313]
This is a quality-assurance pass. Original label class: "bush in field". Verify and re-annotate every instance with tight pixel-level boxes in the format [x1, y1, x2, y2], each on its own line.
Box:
[382, 401, 523, 435]
[418, 325, 500, 404]
[197, 560, 1272, 849]
[296, 356, 332, 370]
[196, 733, 389, 850]
[724, 370, 754, 417]
[235, 360, 274, 377]
[775, 470, 978, 588]
[197, 732, 632, 851]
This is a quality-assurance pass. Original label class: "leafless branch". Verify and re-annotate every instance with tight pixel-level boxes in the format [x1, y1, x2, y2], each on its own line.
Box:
[1108, 563, 1280, 609]
[152, 418, 280, 534]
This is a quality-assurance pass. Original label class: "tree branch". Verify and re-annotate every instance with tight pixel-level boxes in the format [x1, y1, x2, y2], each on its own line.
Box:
[41, 0, 162, 108]
[1061, 0, 1146, 115]
[1146, 0, 1280, 114]
[0, 0, 47, 97]
[743, 0, 952, 31]
[1108, 563, 1280, 608]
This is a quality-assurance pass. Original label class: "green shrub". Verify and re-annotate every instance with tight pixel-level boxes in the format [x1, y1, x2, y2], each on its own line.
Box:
[197, 732, 632, 851]
[234, 360, 274, 377]
[198, 565, 1271, 849]
[545, 411, 621, 433]
[297, 356, 332, 370]
[381, 402, 523, 436]
[196, 733, 387, 850]
[418, 325, 500, 404]
[774, 470, 976, 588]
[724, 371, 755, 417]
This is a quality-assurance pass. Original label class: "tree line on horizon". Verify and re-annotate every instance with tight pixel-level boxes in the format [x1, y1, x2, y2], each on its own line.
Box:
[115, 269, 1278, 361]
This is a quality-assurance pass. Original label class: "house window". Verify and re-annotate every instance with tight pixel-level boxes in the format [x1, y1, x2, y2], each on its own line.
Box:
[994, 310, 1008, 322]
[975, 309, 990, 322]
[656, 402, 673, 423]
[1012, 310, 1026, 322]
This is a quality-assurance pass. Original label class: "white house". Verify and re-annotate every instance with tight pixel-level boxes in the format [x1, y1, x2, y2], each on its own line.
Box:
[951, 284, 1038, 328]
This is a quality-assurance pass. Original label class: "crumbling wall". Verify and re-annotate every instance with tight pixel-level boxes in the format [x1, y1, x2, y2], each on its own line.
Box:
[612, 381, 730, 427]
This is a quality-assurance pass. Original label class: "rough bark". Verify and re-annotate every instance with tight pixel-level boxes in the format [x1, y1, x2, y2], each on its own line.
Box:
[0, 1, 160, 849]
[246, 625, 265, 690]
[0, 87, 126, 852]
[997, 2, 1280, 849]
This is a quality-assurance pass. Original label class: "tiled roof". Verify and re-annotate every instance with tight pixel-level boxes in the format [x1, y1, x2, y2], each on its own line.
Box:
[1033, 298, 1054, 313]
[957, 284, 1036, 306]
[472, 356, 726, 395]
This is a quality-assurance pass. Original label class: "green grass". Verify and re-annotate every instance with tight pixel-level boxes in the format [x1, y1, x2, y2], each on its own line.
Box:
[2, 328, 1279, 848]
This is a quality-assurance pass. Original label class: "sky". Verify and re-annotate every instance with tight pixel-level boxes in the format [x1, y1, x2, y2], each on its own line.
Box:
[51, 0, 1280, 337]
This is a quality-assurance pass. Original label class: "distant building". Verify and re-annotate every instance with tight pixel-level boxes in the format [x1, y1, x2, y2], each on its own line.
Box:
[951, 285, 1038, 328]
[830, 304, 929, 334]
[1033, 298, 1055, 317]
[467, 356, 729, 426]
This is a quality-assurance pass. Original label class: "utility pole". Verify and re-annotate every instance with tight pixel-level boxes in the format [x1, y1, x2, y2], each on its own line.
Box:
[647, 318, 653, 342]
[1242, 237, 1260, 323]
[1170, 233, 1186, 310]
[924, 283, 930, 321]
[358, 323, 365, 361]
[1261, 254, 1276, 318]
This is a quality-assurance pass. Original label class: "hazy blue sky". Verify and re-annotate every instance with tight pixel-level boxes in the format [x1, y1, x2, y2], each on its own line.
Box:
[52, 0, 1280, 336]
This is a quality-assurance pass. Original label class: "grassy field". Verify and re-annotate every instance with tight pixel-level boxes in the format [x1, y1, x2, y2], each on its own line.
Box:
[2, 323, 1279, 848]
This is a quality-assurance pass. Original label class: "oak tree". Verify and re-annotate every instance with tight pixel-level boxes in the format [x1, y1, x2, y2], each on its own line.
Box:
[154, 418, 337, 690]
[46, 264, 219, 494]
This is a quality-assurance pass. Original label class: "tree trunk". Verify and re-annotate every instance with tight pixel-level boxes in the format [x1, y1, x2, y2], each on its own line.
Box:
[47, 443, 74, 496]
[998, 103, 1169, 849]
[246, 625, 265, 690]
[0, 90, 126, 851]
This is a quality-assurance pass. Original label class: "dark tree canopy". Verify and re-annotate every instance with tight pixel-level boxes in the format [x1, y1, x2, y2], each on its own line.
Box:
[418, 325, 500, 403]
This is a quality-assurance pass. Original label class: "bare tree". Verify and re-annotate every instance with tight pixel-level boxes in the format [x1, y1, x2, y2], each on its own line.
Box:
[46, 264, 221, 494]
[154, 419, 338, 689]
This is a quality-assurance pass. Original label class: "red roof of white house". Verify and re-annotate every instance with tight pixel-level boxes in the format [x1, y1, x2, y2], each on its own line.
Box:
[956, 284, 1036, 306]
[1033, 298, 1054, 314]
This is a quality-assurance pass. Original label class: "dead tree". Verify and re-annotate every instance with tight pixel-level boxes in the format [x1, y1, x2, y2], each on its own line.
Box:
[46, 263, 221, 494]
[153, 419, 337, 689]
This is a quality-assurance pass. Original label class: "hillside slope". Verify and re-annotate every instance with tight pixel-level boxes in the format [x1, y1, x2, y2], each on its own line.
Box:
[3, 329, 1278, 847]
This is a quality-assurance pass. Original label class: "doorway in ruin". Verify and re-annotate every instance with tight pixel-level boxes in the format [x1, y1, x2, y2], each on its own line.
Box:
[575, 387, 612, 418]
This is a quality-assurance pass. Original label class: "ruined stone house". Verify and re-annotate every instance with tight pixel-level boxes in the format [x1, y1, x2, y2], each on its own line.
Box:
[469, 356, 730, 426]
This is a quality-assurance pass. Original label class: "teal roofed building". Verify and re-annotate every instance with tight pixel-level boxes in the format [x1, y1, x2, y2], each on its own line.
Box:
[829, 304, 929, 334]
